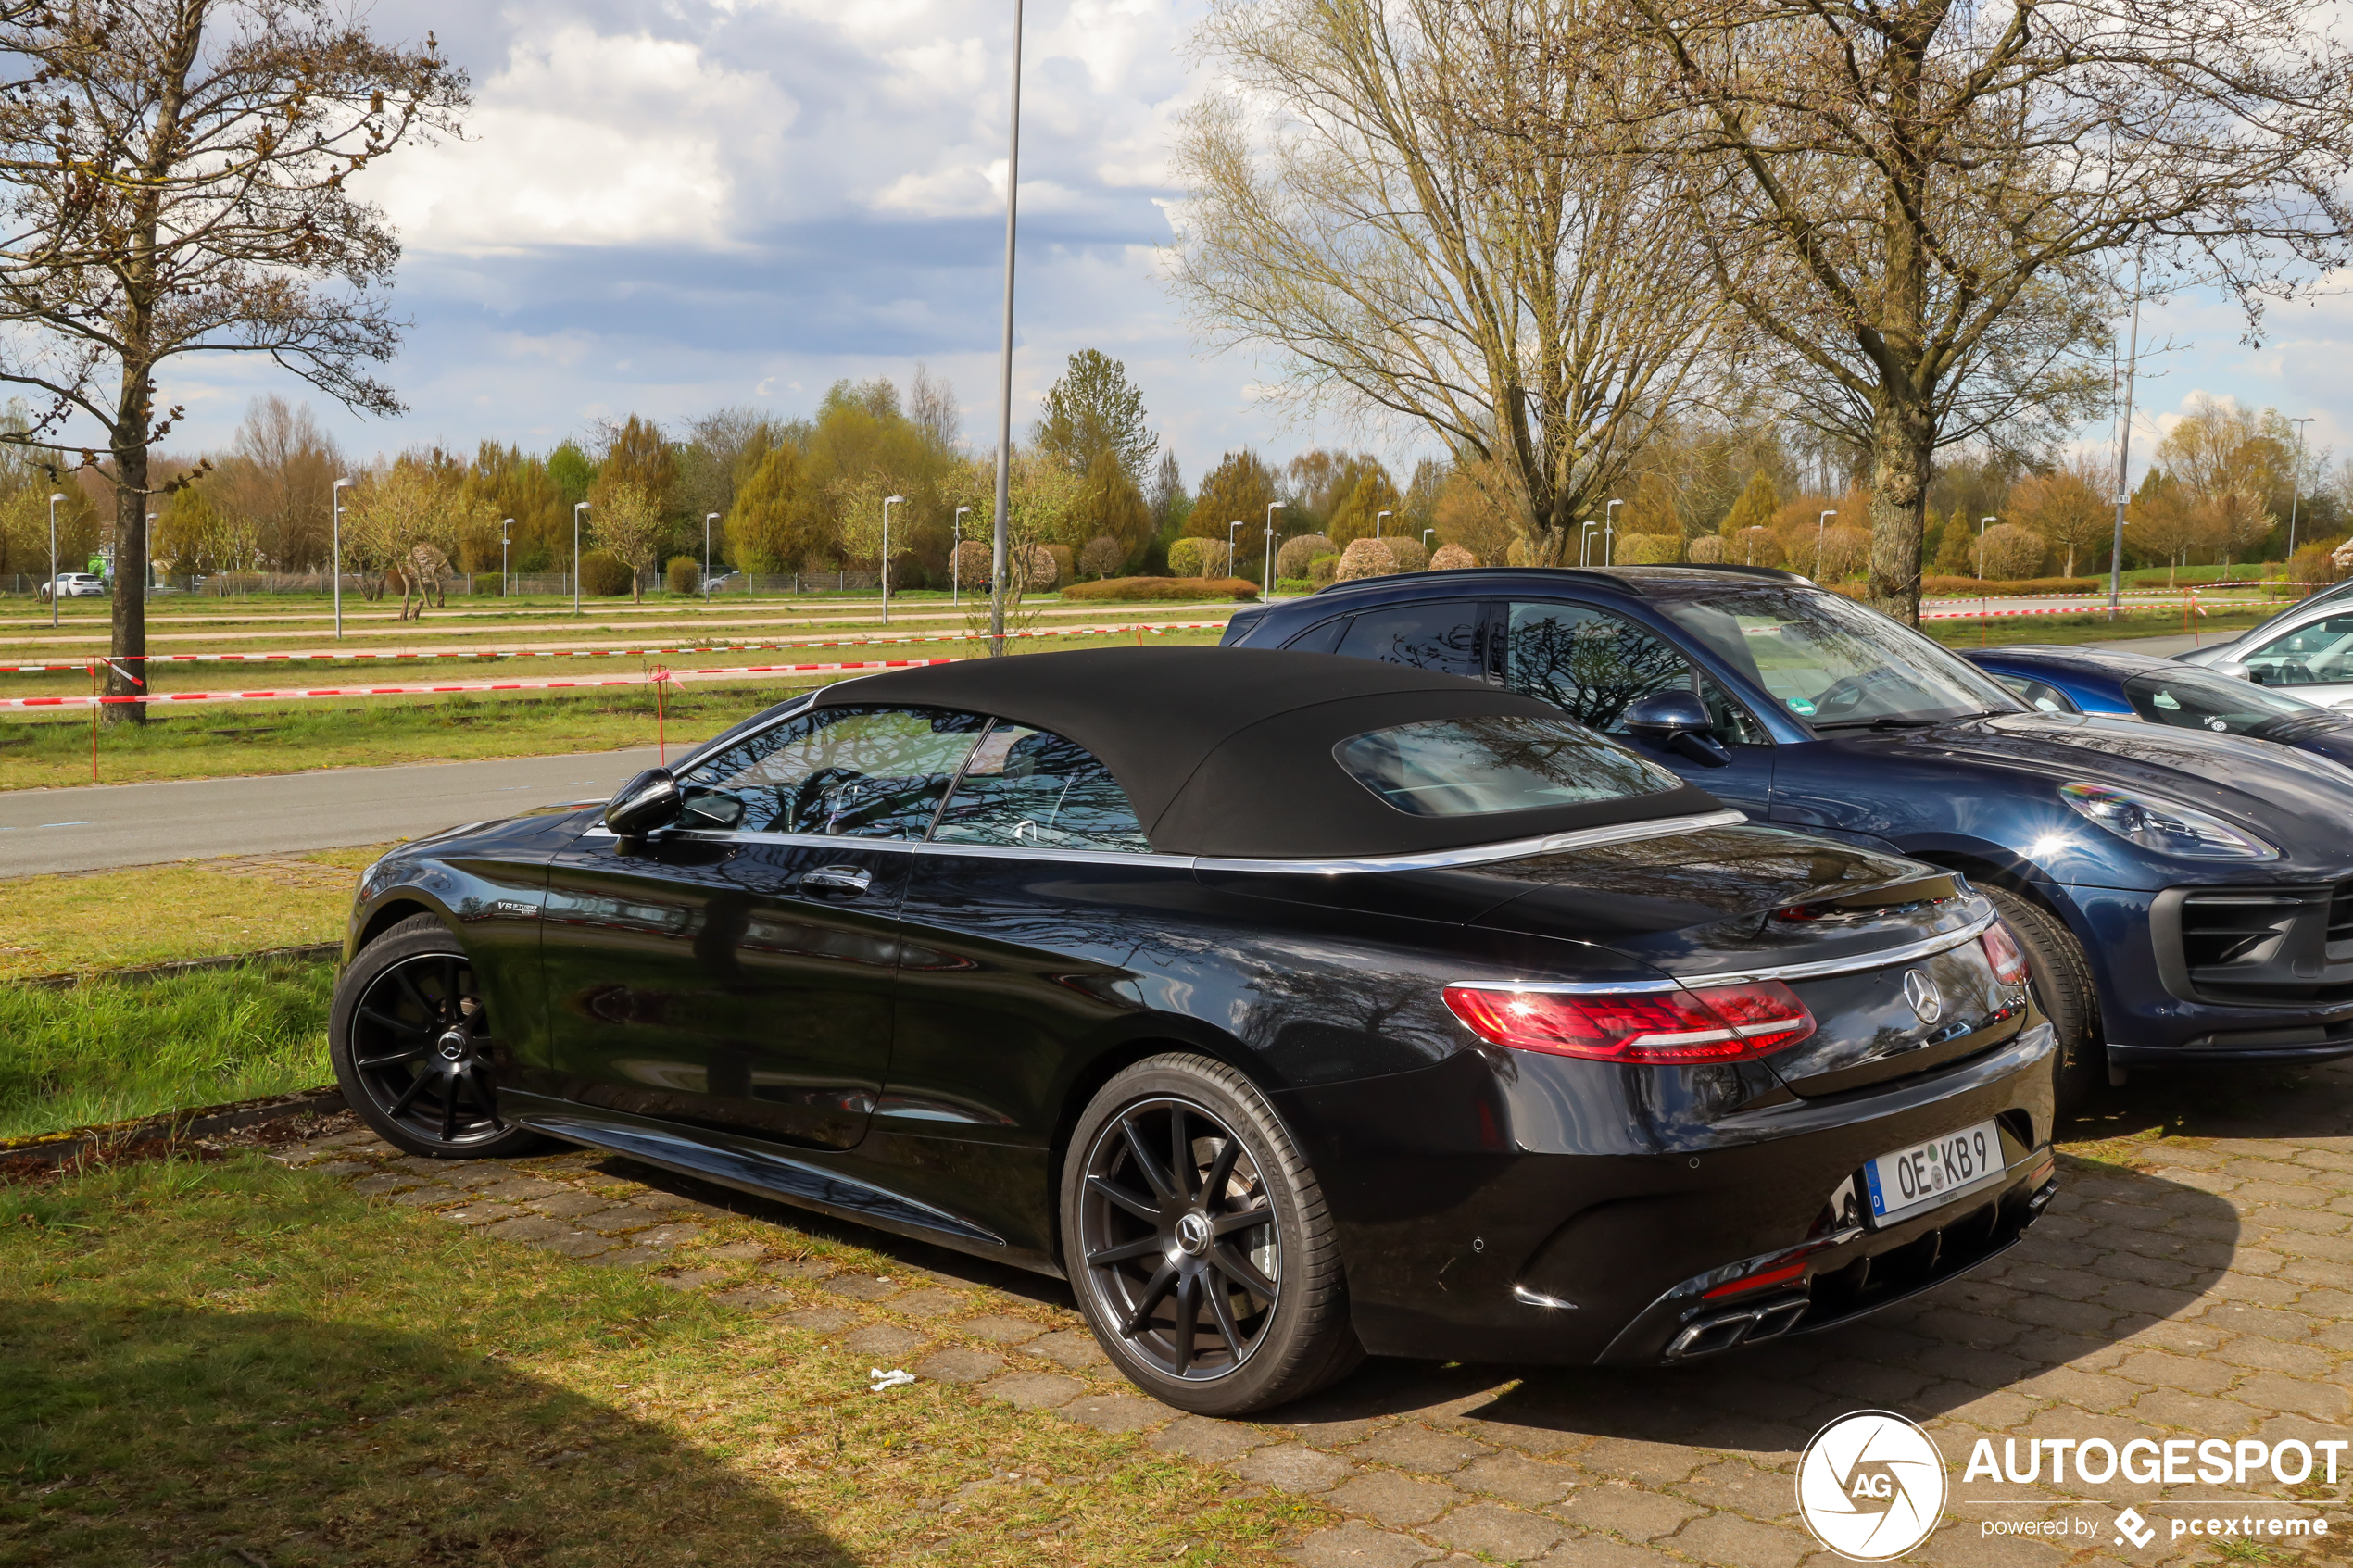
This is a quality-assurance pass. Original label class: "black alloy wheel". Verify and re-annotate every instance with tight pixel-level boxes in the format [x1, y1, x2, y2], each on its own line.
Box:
[1063, 1055, 1361, 1416]
[330, 914, 544, 1159]
[1980, 886, 2105, 1116]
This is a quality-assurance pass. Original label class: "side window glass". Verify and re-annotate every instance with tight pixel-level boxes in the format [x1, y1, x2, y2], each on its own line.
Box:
[676, 706, 986, 838]
[1281, 617, 1348, 655]
[1332, 602, 1485, 678]
[932, 723, 1151, 853]
[1993, 673, 2075, 714]
[1503, 602, 1695, 734]
[2245, 614, 2353, 686]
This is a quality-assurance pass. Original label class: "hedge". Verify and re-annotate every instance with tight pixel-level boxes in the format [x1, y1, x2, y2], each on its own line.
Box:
[1061, 575, 1261, 603]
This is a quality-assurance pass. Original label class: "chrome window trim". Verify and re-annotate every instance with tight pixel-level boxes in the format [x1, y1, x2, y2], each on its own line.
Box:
[918, 839, 1188, 869]
[1448, 909, 1998, 994]
[1192, 809, 1747, 875]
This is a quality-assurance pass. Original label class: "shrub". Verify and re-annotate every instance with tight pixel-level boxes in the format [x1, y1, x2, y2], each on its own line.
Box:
[951, 539, 992, 588]
[1277, 533, 1336, 580]
[1980, 523, 2048, 581]
[1045, 544, 1074, 586]
[1309, 553, 1341, 588]
[1686, 534, 1727, 563]
[1335, 537, 1397, 582]
[1730, 528, 1782, 569]
[1061, 575, 1261, 602]
[1430, 542, 1478, 571]
[2288, 535, 2352, 590]
[1078, 535, 1125, 580]
[1167, 537, 1213, 578]
[1616, 533, 1681, 565]
[1809, 525, 1872, 583]
[665, 555, 698, 596]
[1386, 537, 1428, 572]
[578, 550, 632, 596]
[1010, 542, 1057, 590]
[1919, 573, 2098, 596]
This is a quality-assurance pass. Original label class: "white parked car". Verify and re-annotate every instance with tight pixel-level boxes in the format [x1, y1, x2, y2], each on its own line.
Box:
[38, 572, 106, 600]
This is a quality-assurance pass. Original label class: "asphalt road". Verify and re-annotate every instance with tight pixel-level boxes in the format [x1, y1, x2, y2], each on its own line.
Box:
[0, 746, 662, 877]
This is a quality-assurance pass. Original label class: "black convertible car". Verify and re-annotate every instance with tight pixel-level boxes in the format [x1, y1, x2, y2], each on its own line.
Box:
[332, 647, 2058, 1414]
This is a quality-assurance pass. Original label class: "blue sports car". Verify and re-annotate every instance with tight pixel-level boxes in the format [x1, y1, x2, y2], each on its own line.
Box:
[1962, 645, 2353, 771]
[1223, 565, 2353, 1106]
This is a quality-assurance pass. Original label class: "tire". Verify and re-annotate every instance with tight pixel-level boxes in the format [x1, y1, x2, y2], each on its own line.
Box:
[330, 913, 547, 1160]
[1061, 1053, 1363, 1417]
[1982, 886, 2104, 1117]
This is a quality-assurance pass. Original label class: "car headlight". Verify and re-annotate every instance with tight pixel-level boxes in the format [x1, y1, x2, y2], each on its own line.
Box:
[2058, 782, 2279, 860]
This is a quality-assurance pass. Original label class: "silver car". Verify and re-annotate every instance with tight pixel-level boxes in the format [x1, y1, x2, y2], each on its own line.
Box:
[2177, 577, 2353, 709]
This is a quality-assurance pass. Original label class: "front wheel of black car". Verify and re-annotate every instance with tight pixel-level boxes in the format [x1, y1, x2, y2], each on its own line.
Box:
[1982, 887, 2104, 1116]
[1062, 1054, 1363, 1417]
[330, 914, 546, 1160]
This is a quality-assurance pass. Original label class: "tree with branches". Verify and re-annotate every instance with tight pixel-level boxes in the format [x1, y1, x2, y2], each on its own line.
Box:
[1171, 0, 1737, 564]
[1587, 0, 2353, 623]
[0, 0, 464, 715]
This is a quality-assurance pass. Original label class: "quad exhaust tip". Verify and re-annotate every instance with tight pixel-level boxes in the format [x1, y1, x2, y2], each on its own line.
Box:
[1664, 1294, 1809, 1360]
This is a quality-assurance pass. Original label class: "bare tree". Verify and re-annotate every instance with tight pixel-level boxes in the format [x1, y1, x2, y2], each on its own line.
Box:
[0, 0, 464, 715]
[1169, 0, 1736, 562]
[217, 393, 342, 566]
[1600, 0, 2353, 622]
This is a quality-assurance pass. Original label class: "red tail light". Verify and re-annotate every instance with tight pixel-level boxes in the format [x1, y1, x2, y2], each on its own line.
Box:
[1981, 922, 2031, 985]
[1441, 981, 1816, 1064]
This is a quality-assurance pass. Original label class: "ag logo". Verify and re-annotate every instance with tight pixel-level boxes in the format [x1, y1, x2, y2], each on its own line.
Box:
[1795, 1410, 1947, 1561]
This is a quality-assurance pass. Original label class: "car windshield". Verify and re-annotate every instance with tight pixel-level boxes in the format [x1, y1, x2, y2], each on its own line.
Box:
[2124, 666, 2324, 734]
[1333, 713, 1683, 817]
[1659, 587, 2017, 727]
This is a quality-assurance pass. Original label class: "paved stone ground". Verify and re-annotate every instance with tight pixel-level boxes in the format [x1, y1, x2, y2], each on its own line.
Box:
[271, 1060, 2353, 1567]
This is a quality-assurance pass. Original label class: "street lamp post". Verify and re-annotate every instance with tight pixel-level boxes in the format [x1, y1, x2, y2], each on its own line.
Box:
[952, 506, 972, 604]
[1579, 521, 1599, 567]
[572, 502, 589, 615]
[46, 492, 61, 627]
[1227, 520, 1242, 580]
[500, 519, 511, 598]
[705, 513, 719, 601]
[2288, 418, 2316, 566]
[1423, 528, 1434, 555]
[1605, 498, 1623, 566]
[1375, 509, 1390, 539]
[1980, 515, 1997, 624]
[882, 495, 906, 625]
[988, 0, 1026, 656]
[1817, 509, 1836, 579]
[332, 478, 352, 639]
[1265, 499, 1285, 595]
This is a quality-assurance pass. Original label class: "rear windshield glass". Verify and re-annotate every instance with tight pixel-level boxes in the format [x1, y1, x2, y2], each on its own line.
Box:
[1333, 714, 1683, 817]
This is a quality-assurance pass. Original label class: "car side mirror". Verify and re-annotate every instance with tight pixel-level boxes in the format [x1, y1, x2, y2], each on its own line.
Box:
[1623, 691, 1732, 767]
[2212, 659, 2257, 683]
[604, 768, 683, 836]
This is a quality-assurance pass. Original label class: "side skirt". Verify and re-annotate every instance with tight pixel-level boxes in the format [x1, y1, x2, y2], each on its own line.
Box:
[504, 1091, 1062, 1276]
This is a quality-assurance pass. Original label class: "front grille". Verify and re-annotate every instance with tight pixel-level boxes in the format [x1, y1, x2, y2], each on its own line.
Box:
[2332, 881, 2353, 947]
[2177, 891, 2307, 970]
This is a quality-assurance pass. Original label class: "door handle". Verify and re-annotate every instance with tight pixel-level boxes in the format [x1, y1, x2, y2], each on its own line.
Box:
[798, 864, 872, 896]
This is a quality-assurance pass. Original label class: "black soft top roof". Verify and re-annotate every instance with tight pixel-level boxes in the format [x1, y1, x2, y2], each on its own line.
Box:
[813, 646, 1722, 859]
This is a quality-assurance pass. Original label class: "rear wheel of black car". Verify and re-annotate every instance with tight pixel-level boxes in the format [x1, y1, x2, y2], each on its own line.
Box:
[1982, 887, 2103, 1116]
[330, 914, 545, 1160]
[1062, 1054, 1362, 1416]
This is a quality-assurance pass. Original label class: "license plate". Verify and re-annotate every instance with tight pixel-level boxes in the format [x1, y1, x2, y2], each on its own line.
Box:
[1862, 1119, 2002, 1223]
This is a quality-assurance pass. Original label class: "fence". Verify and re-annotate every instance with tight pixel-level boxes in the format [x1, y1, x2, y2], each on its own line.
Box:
[1, 568, 891, 599]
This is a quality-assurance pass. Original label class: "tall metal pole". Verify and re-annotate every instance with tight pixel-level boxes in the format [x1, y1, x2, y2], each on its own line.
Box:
[1818, 509, 1835, 579]
[1227, 520, 1242, 579]
[1375, 509, 1390, 539]
[706, 512, 720, 600]
[47, 492, 59, 627]
[501, 519, 512, 598]
[2108, 250, 2143, 620]
[2287, 418, 2315, 567]
[332, 478, 352, 639]
[572, 501, 589, 616]
[882, 495, 905, 625]
[988, 0, 1025, 657]
[953, 505, 971, 603]
[1605, 498, 1624, 566]
[1265, 499, 1285, 594]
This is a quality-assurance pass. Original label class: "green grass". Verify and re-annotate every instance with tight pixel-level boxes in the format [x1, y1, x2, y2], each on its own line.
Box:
[0, 960, 333, 1140]
[0, 847, 374, 979]
[0, 1155, 1306, 1565]
[1923, 607, 2273, 650]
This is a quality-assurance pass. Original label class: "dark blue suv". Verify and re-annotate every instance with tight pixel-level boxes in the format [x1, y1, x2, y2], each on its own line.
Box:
[1223, 564, 2353, 1104]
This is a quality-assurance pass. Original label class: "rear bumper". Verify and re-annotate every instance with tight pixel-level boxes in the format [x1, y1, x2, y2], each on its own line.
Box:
[1279, 1022, 2057, 1366]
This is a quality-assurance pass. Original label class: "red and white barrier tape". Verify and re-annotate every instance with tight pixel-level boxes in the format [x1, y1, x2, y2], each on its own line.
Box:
[0, 657, 952, 710]
[0, 619, 1229, 673]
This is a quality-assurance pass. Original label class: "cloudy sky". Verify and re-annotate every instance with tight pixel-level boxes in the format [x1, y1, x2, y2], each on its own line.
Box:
[154, 0, 2353, 488]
